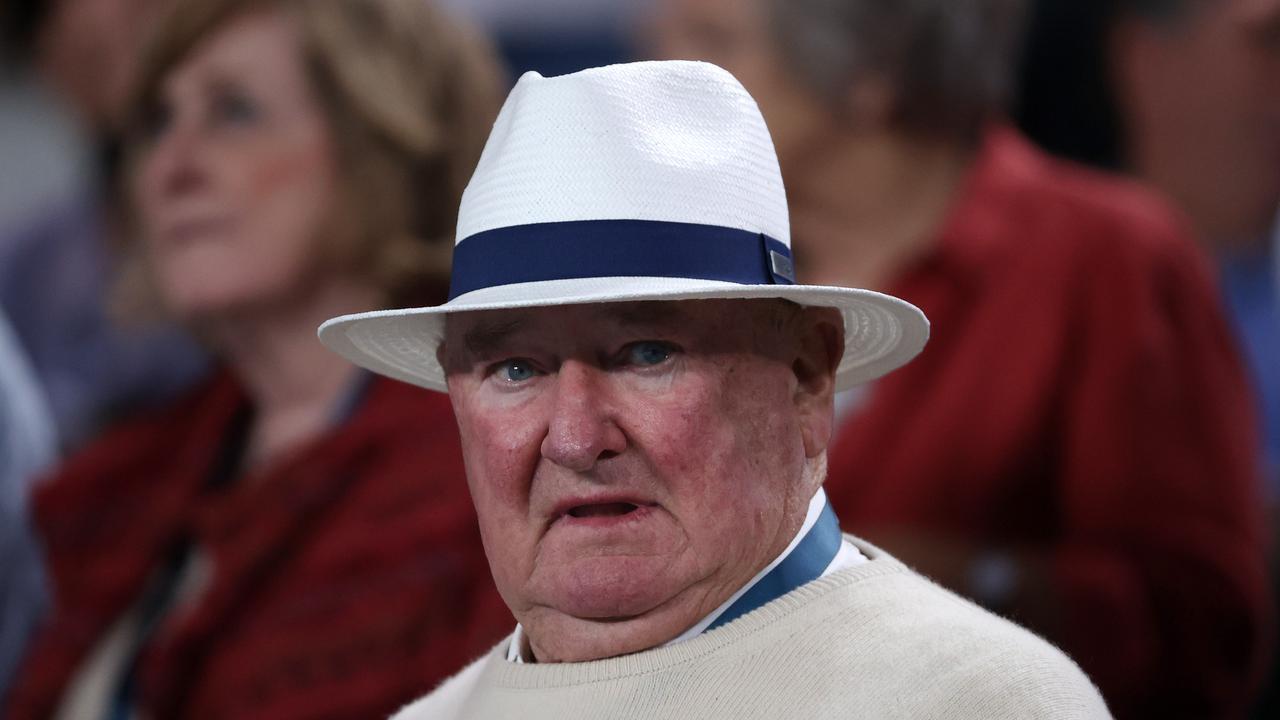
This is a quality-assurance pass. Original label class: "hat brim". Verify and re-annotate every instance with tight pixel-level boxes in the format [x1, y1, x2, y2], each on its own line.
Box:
[318, 276, 929, 393]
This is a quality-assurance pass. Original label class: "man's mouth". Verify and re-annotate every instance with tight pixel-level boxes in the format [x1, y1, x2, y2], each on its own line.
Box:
[566, 502, 640, 519]
[551, 497, 658, 528]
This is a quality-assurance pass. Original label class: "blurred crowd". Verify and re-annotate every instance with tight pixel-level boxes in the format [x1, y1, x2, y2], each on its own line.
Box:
[0, 0, 1276, 718]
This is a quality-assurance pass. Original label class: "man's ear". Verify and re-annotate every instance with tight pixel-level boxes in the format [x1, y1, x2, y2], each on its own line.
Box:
[792, 306, 844, 459]
[435, 341, 450, 372]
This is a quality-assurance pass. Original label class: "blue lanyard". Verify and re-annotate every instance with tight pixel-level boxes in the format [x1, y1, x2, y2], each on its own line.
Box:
[706, 498, 843, 631]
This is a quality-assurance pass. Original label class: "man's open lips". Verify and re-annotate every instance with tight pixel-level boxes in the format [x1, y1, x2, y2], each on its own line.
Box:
[566, 502, 640, 519]
[551, 499, 657, 527]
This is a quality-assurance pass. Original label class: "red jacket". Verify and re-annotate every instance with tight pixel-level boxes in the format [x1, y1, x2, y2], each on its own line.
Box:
[7, 373, 509, 720]
[827, 128, 1272, 718]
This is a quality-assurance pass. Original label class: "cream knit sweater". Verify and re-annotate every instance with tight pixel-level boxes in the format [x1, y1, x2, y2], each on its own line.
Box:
[395, 539, 1110, 719]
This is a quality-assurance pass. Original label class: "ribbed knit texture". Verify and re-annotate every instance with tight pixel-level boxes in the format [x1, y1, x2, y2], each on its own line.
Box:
[394, 538, 1110, 719]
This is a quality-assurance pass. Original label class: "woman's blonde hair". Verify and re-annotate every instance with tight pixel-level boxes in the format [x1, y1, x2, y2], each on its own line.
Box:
[122, 0, 505, 308]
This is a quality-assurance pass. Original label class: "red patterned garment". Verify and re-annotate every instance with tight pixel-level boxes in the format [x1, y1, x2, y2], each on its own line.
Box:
[826, 127, 1273, 719]
[6, 372, 509, 720]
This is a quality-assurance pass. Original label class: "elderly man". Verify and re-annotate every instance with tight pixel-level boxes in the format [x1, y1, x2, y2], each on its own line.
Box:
[320, 61, 1108, 718]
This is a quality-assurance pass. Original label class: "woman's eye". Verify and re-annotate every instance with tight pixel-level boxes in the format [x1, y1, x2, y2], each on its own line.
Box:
[211, 91, 260, 127]
[494, 360, 537, 383]
[133, 101, 173, 144]
[626, 342, 673, 367]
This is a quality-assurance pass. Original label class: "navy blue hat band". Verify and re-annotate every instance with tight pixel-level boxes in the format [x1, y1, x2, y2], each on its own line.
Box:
[447, 219, 795, 301]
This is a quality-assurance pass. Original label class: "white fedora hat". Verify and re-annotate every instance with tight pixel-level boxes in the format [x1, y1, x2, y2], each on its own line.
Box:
[318, 60, 928, 392]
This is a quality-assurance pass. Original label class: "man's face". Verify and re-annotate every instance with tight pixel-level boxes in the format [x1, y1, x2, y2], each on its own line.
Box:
[442, 299, 839, 661]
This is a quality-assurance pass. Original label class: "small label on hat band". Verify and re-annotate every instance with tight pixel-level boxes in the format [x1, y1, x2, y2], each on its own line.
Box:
[769, 249, 796, 284]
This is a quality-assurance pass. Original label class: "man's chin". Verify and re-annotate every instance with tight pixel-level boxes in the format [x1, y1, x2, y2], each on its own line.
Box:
[549, 555, 685, 619]
[521, 590, 696, 664]
[518, 554, 702, 637]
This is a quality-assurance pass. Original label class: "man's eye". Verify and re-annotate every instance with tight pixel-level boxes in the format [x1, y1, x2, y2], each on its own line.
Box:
[625, 342, 673, 367]
[494, 360, 537, 382]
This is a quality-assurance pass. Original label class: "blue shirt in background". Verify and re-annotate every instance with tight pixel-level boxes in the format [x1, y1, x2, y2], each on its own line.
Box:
[1220, 215, 1280, 500]
[0, 309, 56, 707]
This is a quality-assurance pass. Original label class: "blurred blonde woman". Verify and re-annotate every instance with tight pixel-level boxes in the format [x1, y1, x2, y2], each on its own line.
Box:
[6, 1, 510, 718]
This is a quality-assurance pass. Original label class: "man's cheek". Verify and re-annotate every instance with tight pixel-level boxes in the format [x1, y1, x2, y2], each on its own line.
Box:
[466, 402, 544, 461]
[646, 414, 734, 482]
[468, 450, 536, 509]
[632, 378, 717, 425]
[460, 415, 541, 512]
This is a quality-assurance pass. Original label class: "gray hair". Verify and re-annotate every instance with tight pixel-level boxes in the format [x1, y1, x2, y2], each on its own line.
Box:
[768, 0, 1029, 141]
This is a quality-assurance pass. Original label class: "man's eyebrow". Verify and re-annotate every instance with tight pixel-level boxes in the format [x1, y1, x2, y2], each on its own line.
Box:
[461, 317, 527, 358]
[602, 303, 688, 328]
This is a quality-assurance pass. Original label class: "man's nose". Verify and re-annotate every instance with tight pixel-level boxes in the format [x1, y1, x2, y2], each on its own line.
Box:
[541, 360, 627, 472]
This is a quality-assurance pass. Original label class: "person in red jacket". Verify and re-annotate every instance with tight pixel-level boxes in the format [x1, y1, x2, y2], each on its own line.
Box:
[5, 1, 511, 718]
[649, 0, 1273, 716]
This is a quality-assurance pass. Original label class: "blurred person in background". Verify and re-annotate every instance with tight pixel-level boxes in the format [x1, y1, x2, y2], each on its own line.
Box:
[1018, 0, 1279, 248]
[0, 310, 57, 707]
[649, 0, 1272, 717]
[1018, 5, 1280, 713]
[1018, 0, 1280, 534]
[0, 0, 209, 451]
[4, 0, 511, 718]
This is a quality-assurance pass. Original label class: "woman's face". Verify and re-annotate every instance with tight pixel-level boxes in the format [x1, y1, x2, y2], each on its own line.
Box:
[133, 8, 338, 323]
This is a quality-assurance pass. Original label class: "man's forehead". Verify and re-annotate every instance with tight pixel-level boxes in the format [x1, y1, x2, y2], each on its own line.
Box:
[445, 301, 700, 356]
